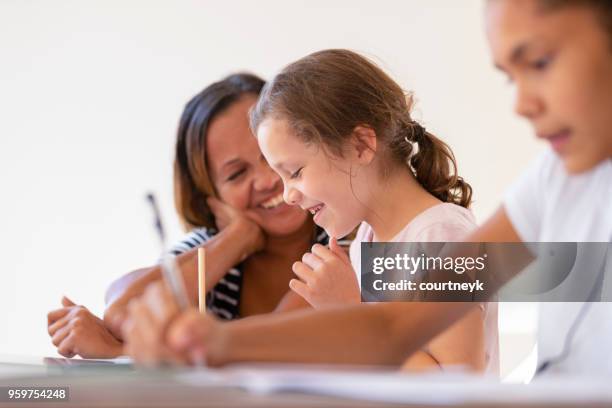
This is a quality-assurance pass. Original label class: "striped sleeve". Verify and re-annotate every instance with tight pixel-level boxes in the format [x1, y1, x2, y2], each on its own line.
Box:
[167, 228, 213, 256]
[163, 227, 243, 321]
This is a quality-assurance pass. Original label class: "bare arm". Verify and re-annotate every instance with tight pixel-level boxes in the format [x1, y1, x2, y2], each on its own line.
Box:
[104, 219, 262, 339]
[174, 207, 532, 367]
[207, 302, 473, 366]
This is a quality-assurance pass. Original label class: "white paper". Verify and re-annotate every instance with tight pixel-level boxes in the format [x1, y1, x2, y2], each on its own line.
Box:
[175, 364, 612, 405]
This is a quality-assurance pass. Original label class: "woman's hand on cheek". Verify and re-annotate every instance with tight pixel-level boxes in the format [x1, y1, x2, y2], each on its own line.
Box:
[121, 282, 189, 367]
[289, 238, 361, 308]
[207, 197, 265, 256]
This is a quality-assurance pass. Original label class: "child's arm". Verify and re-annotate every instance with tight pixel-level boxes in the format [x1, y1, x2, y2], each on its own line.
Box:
[189, 208, 527, 366]
[104, 218, 262, 339]
[402, 306, 487, 372]
[126, 208, 530, 367]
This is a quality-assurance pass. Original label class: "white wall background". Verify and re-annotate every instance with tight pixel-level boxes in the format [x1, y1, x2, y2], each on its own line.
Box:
[0, 0, 541, 376]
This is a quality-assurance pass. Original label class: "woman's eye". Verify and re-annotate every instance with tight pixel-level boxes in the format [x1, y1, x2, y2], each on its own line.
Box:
[227, 169, 246, 182]
[290, 167, 303, 180]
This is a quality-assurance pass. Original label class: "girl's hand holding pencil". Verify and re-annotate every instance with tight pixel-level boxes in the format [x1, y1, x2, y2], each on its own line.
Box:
[121, 281, 192, 366]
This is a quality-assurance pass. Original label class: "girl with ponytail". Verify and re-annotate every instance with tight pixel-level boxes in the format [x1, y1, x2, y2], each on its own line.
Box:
[245, 49, 497, 373]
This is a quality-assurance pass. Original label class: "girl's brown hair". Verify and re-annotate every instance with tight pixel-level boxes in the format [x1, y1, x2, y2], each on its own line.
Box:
[250, 49, 472, 208]
[174, 73, 265, 230]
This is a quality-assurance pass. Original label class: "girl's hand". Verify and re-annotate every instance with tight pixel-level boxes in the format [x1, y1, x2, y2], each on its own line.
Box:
[121, 281, 189, 366]
[207, 197, 265, 256]
[47, 297, 123, 358]
[289, 238, 361, 308]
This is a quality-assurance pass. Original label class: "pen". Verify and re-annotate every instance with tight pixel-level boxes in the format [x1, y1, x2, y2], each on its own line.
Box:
[146, 192, 190, 310]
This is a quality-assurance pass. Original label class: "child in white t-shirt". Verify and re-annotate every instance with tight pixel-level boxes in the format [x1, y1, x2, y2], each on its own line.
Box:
[505, 149, 612, 374]
[488, 0, 612, 375]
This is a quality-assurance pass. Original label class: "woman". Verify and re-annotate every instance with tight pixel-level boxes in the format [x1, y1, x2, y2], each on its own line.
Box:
[46, 73, 330, 359]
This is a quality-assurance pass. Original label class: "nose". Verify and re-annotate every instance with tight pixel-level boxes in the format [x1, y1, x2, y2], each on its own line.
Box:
[514, 82, 544, 120]
[253, 161, 279, 192]
[283, 183, 302, 206]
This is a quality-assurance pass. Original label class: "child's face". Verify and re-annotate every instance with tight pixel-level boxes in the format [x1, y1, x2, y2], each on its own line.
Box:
[256, 118, 366, 239]
[486, 0, 612, 173]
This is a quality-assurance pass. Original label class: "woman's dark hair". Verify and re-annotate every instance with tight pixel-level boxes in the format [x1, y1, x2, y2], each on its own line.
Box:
[174, 73, 265, 230]
[250, 49, 472, 208]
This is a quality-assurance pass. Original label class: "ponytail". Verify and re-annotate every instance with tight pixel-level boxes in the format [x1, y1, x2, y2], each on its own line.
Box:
[393, 120, 472, 208]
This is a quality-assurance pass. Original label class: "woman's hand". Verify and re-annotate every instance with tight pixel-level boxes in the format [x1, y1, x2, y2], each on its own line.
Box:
[207, 197, 265, 257]
[121, 281, 189, 366]
[289, 238, 361, 308]
[47, 297, 123, 358]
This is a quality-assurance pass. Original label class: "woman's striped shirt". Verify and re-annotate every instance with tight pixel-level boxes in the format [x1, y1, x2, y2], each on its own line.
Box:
[167, 226, 330, 320]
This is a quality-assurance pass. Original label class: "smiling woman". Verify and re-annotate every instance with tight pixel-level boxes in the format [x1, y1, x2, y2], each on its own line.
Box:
[46, 73, 330, 360]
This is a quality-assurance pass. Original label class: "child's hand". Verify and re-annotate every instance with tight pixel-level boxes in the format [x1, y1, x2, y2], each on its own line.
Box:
[289, 238, 361, 308]
[121, 282, 189, 366]
[47, 297, 123, 358]
[167, 309, 224, 366]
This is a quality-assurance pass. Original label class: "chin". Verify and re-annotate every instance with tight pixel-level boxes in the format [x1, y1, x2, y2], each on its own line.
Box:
[261, 213, 309, 237]
[562, 153, 607, 174]
[321, 222, 359, 240]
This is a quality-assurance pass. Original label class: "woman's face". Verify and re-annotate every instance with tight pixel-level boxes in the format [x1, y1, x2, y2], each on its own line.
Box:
[486, 0, 612, 173]
[206, 95, 308, 236]
[256, 118, 368, 239]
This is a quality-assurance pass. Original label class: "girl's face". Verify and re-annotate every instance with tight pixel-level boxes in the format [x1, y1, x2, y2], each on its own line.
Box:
[206, 96, 308, 236]
[486, 0, 612, 173]
[256, 118, 367, 239]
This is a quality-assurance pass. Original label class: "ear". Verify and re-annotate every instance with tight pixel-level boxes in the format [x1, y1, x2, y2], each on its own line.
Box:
[349, 125, 377, 165]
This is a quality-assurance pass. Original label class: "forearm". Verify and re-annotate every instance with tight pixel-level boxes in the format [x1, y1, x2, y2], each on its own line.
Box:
[104, 221, 256, 337]
[105, 267, 152, 306]
[213, 302, 476, 367]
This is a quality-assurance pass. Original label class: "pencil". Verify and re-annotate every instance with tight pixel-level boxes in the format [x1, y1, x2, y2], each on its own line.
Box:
[198, 247, 206, 313]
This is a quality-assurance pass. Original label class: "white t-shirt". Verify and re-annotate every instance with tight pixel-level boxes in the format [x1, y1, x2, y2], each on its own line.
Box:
[504, 148, 612, 375]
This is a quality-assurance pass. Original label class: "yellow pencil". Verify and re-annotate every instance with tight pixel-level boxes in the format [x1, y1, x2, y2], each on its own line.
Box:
[198, 247, 206, 313]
